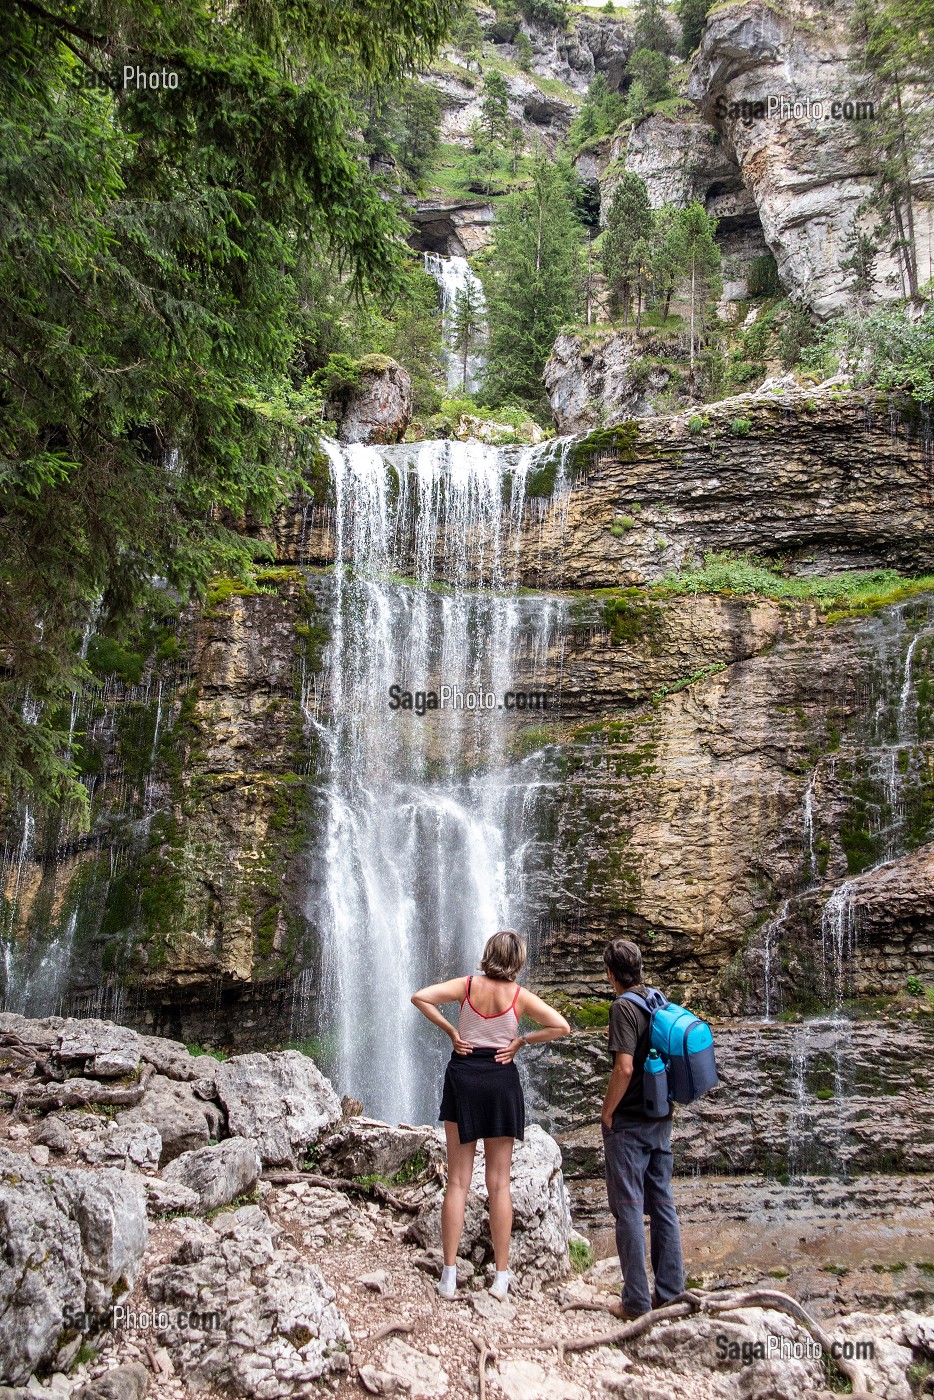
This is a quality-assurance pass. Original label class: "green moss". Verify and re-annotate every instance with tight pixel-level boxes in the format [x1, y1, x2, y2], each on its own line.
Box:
[569, 420, 640, 473]
[602, 593, 662, 645]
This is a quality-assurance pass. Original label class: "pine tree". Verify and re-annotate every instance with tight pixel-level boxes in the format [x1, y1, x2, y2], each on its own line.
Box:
[678, 202, 722, 365]
[450, 274, 486, 391]
[601, 173, 654, 323]
[633, 0, 672, 54]
[647, 205, 689, 320]
[676, 0, 711, 56]
[481, 70, 511, 142]
[0, 0, 458, 807]
[484, 156, 583, 408]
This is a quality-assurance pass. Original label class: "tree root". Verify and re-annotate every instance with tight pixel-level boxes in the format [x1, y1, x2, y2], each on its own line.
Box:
[517, 1288, 872, 1394]
[364, 1319, 413, 1343]
[0, 1062, 153, 1111]
[263, 1170, 421, 1214]
[472, 1335, 496, 1400]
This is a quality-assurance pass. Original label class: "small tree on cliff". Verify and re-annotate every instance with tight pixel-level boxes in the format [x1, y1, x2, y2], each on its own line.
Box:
[601, 173, 653, 323]
[483, 154, 583, 410]
[678, 201, 721, 365]
[450, 273, 486, 391]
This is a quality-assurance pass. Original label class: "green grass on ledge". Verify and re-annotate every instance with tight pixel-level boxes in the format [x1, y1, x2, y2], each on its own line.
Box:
[656, 555, 934, 617]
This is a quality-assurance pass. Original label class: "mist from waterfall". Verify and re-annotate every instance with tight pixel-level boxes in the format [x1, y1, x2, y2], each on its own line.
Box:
[304, 438, 568, 1124]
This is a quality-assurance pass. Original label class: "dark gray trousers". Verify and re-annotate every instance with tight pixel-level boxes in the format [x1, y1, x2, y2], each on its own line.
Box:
[603, 1116, 684, 1315]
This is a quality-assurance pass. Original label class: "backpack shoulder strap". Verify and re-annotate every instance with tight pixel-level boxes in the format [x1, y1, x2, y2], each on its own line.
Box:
[621, 990, 652, 1015]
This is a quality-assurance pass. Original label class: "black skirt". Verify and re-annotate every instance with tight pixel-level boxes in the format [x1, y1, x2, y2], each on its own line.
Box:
[439, 1046, 525, 1144]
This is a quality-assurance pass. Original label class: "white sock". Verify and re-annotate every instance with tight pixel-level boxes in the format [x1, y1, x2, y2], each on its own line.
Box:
[440, 1265, 457, 1289]
[492, 1270, 509, 1294]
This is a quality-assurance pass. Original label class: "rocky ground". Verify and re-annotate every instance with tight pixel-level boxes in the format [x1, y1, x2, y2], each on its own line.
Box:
[1, 1013, 932, 1400]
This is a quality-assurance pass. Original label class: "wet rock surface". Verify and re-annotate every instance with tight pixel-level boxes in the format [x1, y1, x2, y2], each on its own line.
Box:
[533, 1017, 934, 1177]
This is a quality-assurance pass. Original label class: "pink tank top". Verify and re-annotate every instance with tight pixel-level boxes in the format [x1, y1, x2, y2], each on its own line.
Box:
[458, 976, 520, 1048]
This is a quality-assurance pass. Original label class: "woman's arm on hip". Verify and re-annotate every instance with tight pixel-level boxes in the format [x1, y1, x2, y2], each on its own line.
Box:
[411, 978, 471, 1050]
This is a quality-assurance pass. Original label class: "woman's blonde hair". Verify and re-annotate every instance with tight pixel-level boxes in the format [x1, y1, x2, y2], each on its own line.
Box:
[480, 930, 527, 981]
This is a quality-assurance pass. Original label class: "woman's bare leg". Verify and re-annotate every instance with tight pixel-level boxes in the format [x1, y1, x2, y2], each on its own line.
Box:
[483, 1136, 515, 1272]
[442, 1120, 477, 1267]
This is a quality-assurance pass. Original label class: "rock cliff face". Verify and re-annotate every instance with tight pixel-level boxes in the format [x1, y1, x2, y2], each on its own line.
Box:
[543, 327, 692, 434]
[688, 0, 934, 316]
[3, 386, 933, 1043]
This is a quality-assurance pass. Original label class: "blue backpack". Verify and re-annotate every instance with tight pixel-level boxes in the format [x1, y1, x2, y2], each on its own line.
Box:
[622, 987, 718, 1115]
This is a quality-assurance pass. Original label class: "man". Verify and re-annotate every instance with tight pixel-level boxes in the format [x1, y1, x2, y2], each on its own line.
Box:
[600, 937, 684, 1319]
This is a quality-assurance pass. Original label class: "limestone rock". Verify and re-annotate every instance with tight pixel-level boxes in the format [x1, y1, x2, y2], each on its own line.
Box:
[53, 1020, 141, 1078]
[142, 1177, 200, 1216]
[688, 0, 934, 317]
[162, 1136, 261, 1212]
[332, 357, 413, 446]
[34, 1117, 72, 1154]
[381, 1340, 448, 1399]
[118, 1074, 218, 1166]
[407, 1124, 571, 1285]
[315, 1117, 444, 1183]
[544, 329, 687, 435]
[0, 1148, 147, 1384]
[78, 1119, 162, 1171]
[358, 1365, 411, 1395]
[215, 1050, 341, 1167]
[489, 1358, 585, 1400]
[148, 1202, 350, 1394]
[74, 1362, 149, 1400]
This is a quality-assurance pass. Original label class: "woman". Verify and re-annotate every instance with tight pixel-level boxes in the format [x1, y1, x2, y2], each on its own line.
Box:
[411, 930, 570, 1302]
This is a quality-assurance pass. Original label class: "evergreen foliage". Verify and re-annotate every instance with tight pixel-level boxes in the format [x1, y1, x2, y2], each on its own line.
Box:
[633, 0, 673, 53]
[0, 0, 455, 808]
[483, 156, 583, 410]
[601, 175, 654, 322]
[568, 73, 626, 153]
[676, 0, 711, 56]
[450, 279, 487, 393]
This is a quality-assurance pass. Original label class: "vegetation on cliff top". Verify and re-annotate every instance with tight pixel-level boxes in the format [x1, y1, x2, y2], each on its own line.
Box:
[657, 555, 934, 616]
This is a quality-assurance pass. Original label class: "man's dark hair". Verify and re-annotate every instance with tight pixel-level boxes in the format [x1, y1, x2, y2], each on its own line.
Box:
[604, 938, 643, 988]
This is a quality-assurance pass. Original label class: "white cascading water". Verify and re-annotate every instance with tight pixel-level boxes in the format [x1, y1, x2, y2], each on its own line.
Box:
[424, 253, 487, 395]
[304, 437, 568, 1124]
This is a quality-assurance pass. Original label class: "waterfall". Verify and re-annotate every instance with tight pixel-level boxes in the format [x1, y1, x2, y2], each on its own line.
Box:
[424, 253, 487, 395]
[304, 437, 568, 1123]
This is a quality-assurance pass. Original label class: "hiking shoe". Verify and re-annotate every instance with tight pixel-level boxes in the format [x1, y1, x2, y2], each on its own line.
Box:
[607, 1302, 646, 1321]
[436, 1277, 457, 1301]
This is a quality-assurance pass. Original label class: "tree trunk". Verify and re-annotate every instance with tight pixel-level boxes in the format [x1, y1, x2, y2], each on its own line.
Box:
[690, 254, 696, 366]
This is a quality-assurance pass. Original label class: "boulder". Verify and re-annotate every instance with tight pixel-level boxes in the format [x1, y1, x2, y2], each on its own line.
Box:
[406, 1124, 571, 1286]
[74, 1363, 149, 1400]
[380, 1340, 447, 1399]
[331, 356, 413, 445]
[315, 1117, 445, 1183]
[0, 1148, 147, 1384]
[142, 1177, 200, 1216]
[148, 1203, 351, 1394]
[214, 1050, 341, 1167]
[162, 1137, 261, 1213]
[118, 1073, 220, 1166]
[34, 1117, 72, 1154]
[53, 1020, 142, 1078]
[78, 1120, 162, 1171]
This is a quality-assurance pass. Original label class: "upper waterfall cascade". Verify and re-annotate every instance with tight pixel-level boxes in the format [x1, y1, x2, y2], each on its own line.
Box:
[424, 253, 487, 396]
